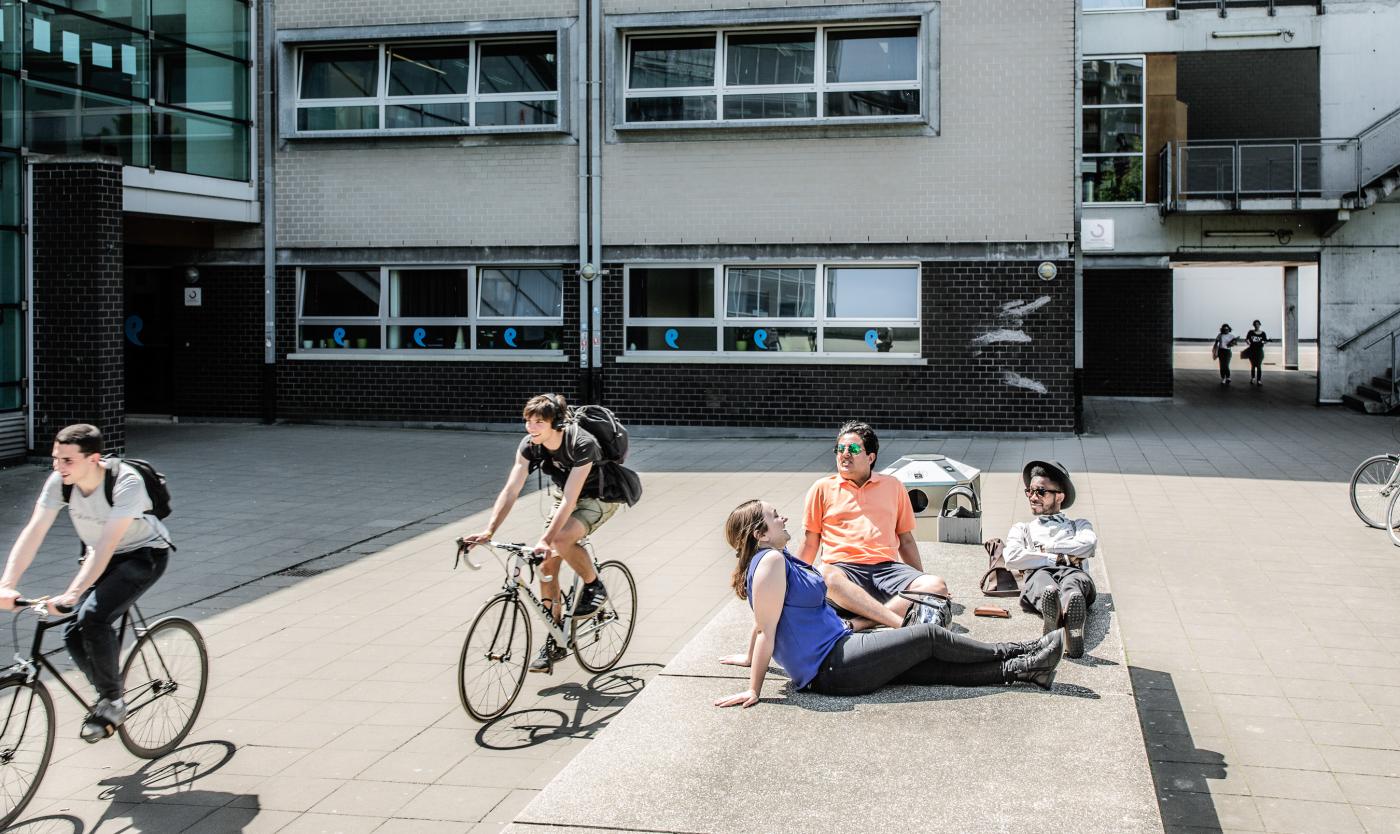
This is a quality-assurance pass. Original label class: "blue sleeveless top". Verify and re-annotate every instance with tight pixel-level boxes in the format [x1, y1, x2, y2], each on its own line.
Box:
[746, 548, 850, 690]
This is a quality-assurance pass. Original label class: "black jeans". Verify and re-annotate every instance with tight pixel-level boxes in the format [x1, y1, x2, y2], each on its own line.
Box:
[1218, 349, 1232, 380]
[64, 547, 168, 701]
[1019, 566, 1097, 612]
[806, 624, 1010, 696]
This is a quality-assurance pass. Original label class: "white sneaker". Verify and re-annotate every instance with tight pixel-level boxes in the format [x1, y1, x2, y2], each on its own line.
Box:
[80, 697, 127, 743]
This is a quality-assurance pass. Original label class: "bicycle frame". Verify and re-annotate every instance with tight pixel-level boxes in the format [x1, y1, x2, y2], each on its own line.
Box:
[459, 539, 613, 649]
[2, 604, 157, 717]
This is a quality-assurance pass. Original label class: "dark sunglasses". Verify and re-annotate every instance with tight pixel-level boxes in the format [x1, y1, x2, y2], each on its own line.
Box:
[1024, 487, 1062, 497]
[833, 443, 865, 455]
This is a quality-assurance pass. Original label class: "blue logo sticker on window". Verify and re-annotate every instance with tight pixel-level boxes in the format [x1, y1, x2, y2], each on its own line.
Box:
[333, 327, 347, 347]
[753, 329, 769, 350]
[504, 327, 518, 347]
[665, 328, 679, 349]
[413, 327, 427, 347]
[124, 315, 144, 347]
[864, 329, 879, 350]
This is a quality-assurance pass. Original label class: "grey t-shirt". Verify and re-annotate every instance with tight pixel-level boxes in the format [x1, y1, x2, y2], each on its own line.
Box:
[38, 461, 172, 554]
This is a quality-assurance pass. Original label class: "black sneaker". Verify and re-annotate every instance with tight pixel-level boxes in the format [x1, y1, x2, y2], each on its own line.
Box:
[1063, 589, 1087, 659]
[1038, 592, 1061, 636]
[80, 697, 127, 743]
[528, 637, 567, 674]
[572, 579, 608, 618]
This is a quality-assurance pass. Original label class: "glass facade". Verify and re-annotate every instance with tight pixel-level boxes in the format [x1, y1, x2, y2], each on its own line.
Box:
[0, 0, 251, 414]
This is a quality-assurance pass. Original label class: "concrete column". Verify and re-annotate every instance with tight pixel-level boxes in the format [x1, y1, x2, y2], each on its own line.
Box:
[31, 157, 126, 454]
[1283, 266, 1300, 371]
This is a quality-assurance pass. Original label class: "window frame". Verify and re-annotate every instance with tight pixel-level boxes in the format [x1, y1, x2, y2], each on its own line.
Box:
[623, 262, 922, 360]
[608, 3, 938, 135]
[622, 22, 922, 127]
[1081, 53, 1147, 206]
[280, 19, 573, 139]
[295, 265, 566, 356]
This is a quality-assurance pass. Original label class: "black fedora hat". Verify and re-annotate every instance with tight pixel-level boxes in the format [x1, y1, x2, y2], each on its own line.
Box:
[1022, 460, 1076, 510]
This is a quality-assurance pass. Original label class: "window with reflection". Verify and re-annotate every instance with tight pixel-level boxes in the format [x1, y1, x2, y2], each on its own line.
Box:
[1082, 57, 1145, 203]
[624, 23, 921, 124]
[296, 266, 565, 353]
[624, 264, 920, 356]
[295, 37, 560, 133]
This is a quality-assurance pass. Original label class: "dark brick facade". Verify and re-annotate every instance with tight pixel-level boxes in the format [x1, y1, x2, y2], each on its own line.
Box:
[600, 260, 1076, 432]
[1083, 268, 1173, 398]
[273, 265, 588, 423]
[1177, 49, 1320, 140]
[31, 159, 126, 454]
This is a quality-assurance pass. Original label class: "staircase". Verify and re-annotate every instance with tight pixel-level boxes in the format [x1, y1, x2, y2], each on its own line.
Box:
[1343, 367, 1398, 414]
[1351, 105, 1400, 209]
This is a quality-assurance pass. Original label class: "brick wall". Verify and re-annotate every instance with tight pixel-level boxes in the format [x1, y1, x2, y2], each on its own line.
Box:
[1082, 268, 1173, 398]
[172, 265, 267, 418]
[273, 265, 584, 422]
[31, 160, 126, 454]
[600, 259, 1076, 432]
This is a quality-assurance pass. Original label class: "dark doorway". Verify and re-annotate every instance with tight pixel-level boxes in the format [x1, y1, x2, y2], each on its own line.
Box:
[124, 267, 177, 414]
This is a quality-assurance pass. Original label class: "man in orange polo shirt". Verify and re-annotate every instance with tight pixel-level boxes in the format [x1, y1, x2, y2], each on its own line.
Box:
[799, 421, 951, 631]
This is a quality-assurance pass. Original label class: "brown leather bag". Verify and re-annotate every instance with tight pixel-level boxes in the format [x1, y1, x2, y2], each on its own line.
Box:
[980, 538, 1020, 597]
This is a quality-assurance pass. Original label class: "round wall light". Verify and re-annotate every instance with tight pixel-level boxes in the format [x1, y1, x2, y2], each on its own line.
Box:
[1037, 262, 1058, 282]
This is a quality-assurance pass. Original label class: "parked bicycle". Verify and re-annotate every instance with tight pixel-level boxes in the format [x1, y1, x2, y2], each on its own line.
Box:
[1350, 453, 1400, 530]
[0, 599, 208, 828]
[454, 537, 636, 721]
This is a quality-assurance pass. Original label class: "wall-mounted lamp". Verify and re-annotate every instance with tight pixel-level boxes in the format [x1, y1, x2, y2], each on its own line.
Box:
[1202, 229, 1293, 244]
[1211, 29, 1294, 41]
[183, 266, 200, 284]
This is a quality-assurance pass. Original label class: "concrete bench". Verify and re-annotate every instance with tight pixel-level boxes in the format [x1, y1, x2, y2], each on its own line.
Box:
[509, 542, 1161, 834]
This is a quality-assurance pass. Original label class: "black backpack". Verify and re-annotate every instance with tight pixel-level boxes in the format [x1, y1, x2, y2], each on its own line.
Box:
[571, 405, 629, 464]
[62, 458, 173, 520]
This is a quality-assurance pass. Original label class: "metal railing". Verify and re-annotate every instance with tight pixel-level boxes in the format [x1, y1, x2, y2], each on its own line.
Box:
[1173, 0, 1322, 16]
[1158, 138, 1361, 212]
[1360, 327, 1400, 408]
[1339, 306, 1400, 352]
[1358, 104, 1400, 192]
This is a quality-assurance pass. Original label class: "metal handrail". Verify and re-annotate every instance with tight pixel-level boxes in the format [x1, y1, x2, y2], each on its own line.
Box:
[1158, 137, 1362, 212]
[1359, 326, 1400, 407]
[1341, 307, 1400, 351]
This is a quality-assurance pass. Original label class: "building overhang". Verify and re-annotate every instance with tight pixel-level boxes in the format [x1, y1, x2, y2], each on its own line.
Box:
[122, 168, 260, 225]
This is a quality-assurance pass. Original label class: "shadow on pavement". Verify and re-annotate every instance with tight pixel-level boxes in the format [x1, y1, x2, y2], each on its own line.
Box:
[476, 663, 661, 751]
[89, 740, 261, 832]
[1131, 667, 1228, 833]
[1, 816, 83, 833]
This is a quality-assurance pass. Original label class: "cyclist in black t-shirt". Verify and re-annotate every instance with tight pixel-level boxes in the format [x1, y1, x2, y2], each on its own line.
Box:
[464, 394, 621, 673]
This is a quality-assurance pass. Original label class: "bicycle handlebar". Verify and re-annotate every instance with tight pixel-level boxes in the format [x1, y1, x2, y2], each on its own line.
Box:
[12, 597, 74, 614]
[454, 537, 547, 572]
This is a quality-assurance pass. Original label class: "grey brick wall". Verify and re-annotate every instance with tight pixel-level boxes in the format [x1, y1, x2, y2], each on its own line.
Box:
[277, 0, 576, 30]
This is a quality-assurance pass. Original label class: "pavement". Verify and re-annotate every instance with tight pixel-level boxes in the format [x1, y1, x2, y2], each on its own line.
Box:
[0, 361, 1394, 833]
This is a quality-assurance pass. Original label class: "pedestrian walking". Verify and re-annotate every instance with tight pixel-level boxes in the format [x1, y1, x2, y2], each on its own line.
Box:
[1242, 319, 1269, 386]
[1212, 324, 1239, 385]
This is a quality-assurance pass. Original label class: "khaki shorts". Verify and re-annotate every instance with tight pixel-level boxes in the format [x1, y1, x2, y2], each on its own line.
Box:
[548, 488, 622, 536]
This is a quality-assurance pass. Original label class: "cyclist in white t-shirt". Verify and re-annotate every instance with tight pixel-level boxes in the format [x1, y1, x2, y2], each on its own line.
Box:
[0, 424, 173, 742]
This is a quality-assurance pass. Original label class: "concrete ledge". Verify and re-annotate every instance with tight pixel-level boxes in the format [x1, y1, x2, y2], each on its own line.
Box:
[509, 543, 1160, 834]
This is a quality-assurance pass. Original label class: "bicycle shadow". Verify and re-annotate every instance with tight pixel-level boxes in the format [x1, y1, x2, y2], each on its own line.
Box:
[92, 740, 261, 833]
[1, 815, 83, 833]
[476, 663, 662, 751]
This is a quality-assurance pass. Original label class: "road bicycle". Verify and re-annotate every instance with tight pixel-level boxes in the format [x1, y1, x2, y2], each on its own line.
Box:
[454, 537, 636, 722]
[1350, 453, 1400, 529]
[0, 599, 208, 828]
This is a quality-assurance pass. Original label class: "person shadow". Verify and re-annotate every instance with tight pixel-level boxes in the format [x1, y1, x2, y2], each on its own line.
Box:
[476, 663, 662, 752]
[1131, 667, 1229, 833]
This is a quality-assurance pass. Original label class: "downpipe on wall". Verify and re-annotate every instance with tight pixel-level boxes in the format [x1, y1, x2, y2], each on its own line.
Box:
[577, 0, 592, 402]
[261, 0, 277, 423]
[587, 0, 604, 403]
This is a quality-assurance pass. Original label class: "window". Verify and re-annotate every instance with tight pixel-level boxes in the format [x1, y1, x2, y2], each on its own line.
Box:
[1082, 57, 1145, 203]
[625, 264, 919, 356]
[296, 266, 565, 353]
[624, 24, 920, 125]
[295, 38, 560, 133]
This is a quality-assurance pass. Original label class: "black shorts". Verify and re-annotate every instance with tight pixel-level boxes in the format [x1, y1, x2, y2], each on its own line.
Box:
[828, 560, 923, 605]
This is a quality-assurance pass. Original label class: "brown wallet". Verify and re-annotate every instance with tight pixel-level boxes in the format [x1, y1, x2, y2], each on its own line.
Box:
[974, 606, 1011, 618]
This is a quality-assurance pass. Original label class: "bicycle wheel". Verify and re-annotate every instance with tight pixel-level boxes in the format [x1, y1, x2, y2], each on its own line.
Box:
[1389, 488, 1400, 547]
[1351, 454, 1399, 529]
[0, 678, 55, 829]
[572, 561, 637, 674]
[459, 594, 531, 722]
[119, 618, 209, 758]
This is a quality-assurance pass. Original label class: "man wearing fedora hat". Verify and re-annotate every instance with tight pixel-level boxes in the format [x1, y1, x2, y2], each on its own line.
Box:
[1003, 460, 1097, 658]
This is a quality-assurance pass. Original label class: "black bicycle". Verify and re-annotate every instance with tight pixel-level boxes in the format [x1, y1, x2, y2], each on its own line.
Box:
[454, 537, 637, 722]
[0, 598, 208, 828]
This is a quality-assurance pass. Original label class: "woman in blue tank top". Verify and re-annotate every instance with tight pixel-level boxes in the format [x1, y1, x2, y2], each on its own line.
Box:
[714, 500, 1063, 707]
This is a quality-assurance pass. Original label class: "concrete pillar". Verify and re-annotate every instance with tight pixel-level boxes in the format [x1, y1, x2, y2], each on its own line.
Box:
[31, 157, 126, 454]
[1283, 266, 1300, 371]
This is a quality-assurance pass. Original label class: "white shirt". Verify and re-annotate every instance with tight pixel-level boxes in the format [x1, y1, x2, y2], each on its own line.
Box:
[1003, 514, 1097, 571]
[37, 461, 172, 554]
